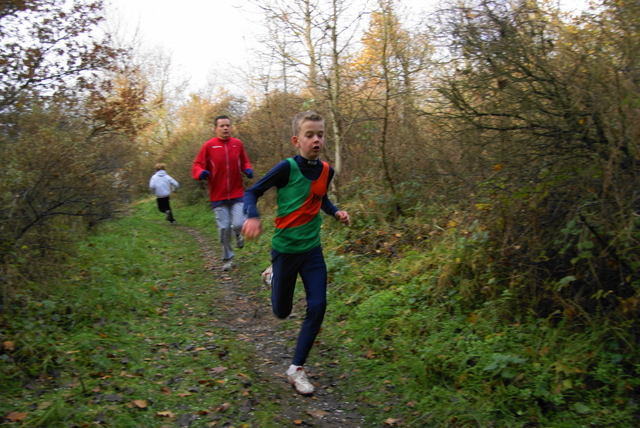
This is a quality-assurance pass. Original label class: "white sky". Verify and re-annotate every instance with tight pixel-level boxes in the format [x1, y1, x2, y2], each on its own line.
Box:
[106, 0, 591, 94]
[106, 0, 261, 92]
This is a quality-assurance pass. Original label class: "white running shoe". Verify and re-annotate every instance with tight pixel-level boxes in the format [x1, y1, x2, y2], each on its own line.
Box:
[287, 367, 314, 395]
[222, 261, 234, 271]
[261, 265, 273, 287]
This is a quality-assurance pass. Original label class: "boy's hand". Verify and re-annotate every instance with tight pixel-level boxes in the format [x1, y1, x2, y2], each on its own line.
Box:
[335, 210, 350, 226]
[242, 217, 263, 240]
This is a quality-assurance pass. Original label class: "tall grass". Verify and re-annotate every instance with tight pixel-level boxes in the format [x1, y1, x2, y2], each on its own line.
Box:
[319, 202, 640, 427]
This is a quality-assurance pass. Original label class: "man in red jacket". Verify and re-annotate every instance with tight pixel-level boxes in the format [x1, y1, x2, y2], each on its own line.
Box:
[192, 115, 254, 271]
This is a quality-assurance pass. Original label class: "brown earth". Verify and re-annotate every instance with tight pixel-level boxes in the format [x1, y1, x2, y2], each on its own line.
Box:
[182, 226, 370, 428]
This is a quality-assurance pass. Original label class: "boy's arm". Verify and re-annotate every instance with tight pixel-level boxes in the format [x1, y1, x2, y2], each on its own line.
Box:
[192, 143, 209, 180]
[320, 166, 349, 225]
[239, 142, 252, 175]
[321, 196, 350, 225]
[242, 217, 262, 240]
[320, 166, 340, 218]
[335, 210, 351, 226]
[243, 160, 290, 218]
[320, 195, 339, 217]
[242, 160, 291, 239]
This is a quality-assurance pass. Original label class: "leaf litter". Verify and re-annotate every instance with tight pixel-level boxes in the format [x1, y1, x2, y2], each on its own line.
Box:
[1, 218, 369, 427]
[178, 226, 368, 427]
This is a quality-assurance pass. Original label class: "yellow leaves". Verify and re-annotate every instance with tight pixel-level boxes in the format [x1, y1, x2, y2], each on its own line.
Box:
[493, 163, 503, 171]
[466, 312, 478, 323]
[156, 410, 175, 418]
[2, 341, 15, 351]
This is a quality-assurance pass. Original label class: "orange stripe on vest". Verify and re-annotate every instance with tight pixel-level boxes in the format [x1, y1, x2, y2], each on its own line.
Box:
[275, 162, 328, 229]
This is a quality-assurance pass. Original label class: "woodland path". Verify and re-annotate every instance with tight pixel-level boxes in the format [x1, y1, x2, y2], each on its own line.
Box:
[180, 225, 369, 428]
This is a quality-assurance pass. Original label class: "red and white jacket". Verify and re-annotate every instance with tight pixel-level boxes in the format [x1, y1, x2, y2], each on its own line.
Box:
[192, 136, 252, 202]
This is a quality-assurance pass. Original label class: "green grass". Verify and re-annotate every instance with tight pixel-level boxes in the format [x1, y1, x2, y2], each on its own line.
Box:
[2, 196, 640, 427]
[0, 199, 280, 427]
[319, 214, 640, 427]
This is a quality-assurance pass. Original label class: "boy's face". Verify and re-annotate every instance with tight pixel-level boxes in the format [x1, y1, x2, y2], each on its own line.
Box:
[214, 118, 232, 140]
[293, 120, 324, 160]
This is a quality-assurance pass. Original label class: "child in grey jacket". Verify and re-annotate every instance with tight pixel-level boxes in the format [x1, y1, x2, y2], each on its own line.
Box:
[149, 163, 179, 223]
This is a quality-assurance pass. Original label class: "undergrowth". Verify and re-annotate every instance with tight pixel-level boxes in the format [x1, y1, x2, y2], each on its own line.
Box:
[319, 204, 640, 427]
[2, 195, 639, 427]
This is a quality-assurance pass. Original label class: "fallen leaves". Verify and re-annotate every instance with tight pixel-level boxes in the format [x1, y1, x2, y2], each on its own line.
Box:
[5, 412, 27, 422]
[215, 402, 231, 412]
[37, 402, 52, 410]
[131, 400, 148, 409]
[307, 409, 329, 418]
[156, 410, 175, 418]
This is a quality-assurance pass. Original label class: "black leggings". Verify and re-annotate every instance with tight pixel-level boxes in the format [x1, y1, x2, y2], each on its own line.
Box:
[156, 197, 175, 222]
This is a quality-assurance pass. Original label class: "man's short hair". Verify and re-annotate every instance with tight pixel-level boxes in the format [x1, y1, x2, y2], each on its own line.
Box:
[292, 111, 323, 136]
[155, 163, 166, 171]
[214, 115, 231, 127]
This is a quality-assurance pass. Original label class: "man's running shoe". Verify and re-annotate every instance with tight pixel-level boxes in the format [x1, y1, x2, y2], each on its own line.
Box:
[287, 367, 314, 395]
[261, 265, 272, 287]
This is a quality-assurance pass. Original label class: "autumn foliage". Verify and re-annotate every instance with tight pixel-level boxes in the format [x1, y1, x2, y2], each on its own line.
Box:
[0, 0, 146, 301]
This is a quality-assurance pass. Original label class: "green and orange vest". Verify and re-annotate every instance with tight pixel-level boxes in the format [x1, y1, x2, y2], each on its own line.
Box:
[272, 158, 329, 253]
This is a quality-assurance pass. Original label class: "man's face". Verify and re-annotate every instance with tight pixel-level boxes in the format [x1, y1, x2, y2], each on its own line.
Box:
[214, 118, 232, 140]
[293, 120, 324, 160]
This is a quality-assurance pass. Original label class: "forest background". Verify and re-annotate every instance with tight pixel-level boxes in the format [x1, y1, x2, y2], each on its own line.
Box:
[1, 0, 640, 426]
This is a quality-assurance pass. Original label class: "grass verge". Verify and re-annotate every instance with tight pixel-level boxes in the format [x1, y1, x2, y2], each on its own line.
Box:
[0, 200, 279, 427]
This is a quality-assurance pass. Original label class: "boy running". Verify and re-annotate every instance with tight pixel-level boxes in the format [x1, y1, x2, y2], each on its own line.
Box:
[242, 111, 350, 395]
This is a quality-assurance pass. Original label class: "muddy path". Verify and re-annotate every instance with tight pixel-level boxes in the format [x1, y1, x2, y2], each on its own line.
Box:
[181, 226, 368, 428]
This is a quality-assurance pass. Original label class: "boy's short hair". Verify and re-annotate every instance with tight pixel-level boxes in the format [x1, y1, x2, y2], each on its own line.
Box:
[214, 115, 230, 127]
[292, 111, 323, 136]
[155, 163, 166, 171]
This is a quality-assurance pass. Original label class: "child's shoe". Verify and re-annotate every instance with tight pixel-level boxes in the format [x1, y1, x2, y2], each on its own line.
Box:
[261, 265, 273, 287]
[287, 367, 314, 395]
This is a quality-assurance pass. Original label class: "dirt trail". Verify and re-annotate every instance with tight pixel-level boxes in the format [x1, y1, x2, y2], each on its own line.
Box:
[181, 226, 368, 428]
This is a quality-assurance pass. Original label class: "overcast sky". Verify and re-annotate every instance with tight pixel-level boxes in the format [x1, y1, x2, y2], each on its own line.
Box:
[106, 0, 590, 94]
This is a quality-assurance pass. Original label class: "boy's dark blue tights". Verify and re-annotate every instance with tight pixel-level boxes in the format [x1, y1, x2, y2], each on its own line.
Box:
[270, 246, 327, 367]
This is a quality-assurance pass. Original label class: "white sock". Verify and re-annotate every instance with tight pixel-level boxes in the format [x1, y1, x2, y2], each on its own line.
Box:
[287, 364, 301, 375]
